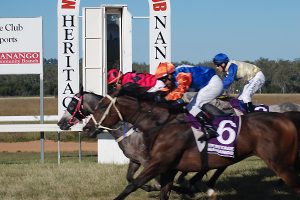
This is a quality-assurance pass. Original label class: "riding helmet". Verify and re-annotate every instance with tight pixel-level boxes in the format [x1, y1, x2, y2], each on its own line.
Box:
[107, 68, 123, 84]
[155, 62, 175, 79]
[213, 53, 229, 65]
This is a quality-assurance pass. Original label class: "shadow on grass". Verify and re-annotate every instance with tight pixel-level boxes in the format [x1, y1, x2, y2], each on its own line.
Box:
[174, 167, 299, 200]
[211, 167, 298, 200]
[145, 167, 299, 200]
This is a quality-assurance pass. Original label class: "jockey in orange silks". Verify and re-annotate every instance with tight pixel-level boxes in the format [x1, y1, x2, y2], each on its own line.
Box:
[155, 62, 223, 141]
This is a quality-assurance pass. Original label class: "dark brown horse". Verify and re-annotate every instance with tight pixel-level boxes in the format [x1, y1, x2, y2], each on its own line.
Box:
[57, 90, 161, 192]
[178, 94, 300, 195]
[82, 94, 300, 199]
[56, 89, 231, 195]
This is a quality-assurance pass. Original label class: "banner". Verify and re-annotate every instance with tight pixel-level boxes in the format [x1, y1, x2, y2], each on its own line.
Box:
[148, 0, 171, 74]
[0, 17, 43, 74]
[57, 0, 80, 118]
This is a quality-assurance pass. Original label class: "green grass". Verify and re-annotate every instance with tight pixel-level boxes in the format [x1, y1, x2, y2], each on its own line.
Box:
[0, 152, 97, 164]
[0, 155, 298, 200]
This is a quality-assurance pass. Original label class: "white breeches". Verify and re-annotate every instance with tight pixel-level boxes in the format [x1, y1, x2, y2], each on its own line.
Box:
[147, 80, 166, 92]
[188, 75, 223, 116]
[238, 71, 265, 103]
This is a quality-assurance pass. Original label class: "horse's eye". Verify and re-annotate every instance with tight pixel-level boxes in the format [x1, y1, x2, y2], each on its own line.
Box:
[67, 100, 77, 113]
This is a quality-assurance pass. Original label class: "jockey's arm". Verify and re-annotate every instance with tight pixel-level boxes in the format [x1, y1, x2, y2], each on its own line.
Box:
[165, 72, 192, 100]
[223, 64, 237, 90]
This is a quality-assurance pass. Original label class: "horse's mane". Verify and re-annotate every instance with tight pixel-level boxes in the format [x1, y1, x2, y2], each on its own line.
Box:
[82, 91, 103, 99]
[116, 85, 187, 114]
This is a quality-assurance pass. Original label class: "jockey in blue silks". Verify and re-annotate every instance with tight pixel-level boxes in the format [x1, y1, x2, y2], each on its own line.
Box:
[155, 62, 223, 141]
[213, 53, 266, 113]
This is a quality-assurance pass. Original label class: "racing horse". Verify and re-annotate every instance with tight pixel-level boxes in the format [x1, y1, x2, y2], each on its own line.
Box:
[82, 94, 300, 200]
[57, 89, 225, 194]
[178, 93, 300, 194]
[57, 89, 161, 192]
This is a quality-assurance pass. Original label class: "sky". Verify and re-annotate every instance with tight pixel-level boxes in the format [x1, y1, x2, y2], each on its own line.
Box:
[1, 0, 300, 64]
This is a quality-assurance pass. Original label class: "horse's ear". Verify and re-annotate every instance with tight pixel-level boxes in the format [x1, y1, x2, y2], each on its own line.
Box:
[79, 84, 84, 95]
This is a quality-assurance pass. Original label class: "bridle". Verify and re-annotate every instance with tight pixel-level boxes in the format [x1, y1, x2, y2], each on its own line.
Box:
[67, 95, 88, 125]
[91, 95, 124, 131]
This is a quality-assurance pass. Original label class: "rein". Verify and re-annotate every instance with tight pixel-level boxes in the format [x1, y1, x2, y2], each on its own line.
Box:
[91, 95, 124, 131]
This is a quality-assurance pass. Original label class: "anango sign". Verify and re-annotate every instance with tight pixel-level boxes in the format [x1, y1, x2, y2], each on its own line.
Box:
[0, 17, 43, 75]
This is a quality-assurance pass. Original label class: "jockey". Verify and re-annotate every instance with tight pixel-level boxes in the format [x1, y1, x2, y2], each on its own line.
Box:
[154, 62, 223, 141]
[107, 68, 165, 93]
[213, 53, 266, 113]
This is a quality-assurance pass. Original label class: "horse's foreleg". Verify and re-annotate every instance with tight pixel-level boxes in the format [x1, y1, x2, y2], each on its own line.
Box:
[127, 160, 161, 192]
[206, 167, 227, 188]
[126, 161, 140, 183]
[160, 170, 177, 200]
[114, 161, 162, 200]
[275, 166, 300, 196]
[177, 172, 188, 185]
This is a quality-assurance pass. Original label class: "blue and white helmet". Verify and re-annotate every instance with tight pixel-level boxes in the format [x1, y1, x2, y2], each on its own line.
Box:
[213, 53, 229, 65]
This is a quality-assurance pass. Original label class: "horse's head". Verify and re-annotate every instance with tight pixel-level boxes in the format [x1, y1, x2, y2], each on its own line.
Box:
[82, 91, 175, 137]
[57, 89, 103, 130]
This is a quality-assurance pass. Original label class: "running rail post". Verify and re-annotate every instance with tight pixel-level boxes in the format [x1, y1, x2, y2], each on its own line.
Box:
[78, 132, 82, 162]
[57, 131, 61, 165]
[40, 73, 45, 163]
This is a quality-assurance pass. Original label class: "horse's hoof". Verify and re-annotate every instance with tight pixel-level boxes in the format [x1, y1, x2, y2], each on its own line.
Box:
[207, 188, 216, 197]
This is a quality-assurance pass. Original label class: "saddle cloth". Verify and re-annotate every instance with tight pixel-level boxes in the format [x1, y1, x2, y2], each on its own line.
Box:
[230, 98, 269, 114]
[185, 114, 241, 158]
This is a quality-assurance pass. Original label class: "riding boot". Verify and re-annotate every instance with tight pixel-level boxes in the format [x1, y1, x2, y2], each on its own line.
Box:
[196, 111, 219, 141]
[246, 102, 254, 113]
[238, 100, 247, 113]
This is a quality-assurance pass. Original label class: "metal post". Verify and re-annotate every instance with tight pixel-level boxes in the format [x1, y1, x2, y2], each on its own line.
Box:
[40, 73, 45, 163]
[40, 132, 44, 164]
[57, 132, 61, 165]
[78, 132, 82, 162]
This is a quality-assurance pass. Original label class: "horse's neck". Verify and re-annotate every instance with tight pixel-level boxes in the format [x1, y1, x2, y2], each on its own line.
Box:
[110, 127, 150, 165]
[84, 93, 102, 114]
[117, 98, 173, 147]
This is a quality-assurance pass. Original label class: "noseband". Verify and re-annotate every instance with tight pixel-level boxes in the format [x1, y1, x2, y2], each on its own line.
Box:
[91, 95, 124, 131]
[67, 95, 87, 125]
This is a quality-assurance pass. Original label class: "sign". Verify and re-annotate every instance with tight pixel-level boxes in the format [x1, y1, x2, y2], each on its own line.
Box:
[148, 0, 171, 74]
[0, 17, 43, 74]
[57, 0, 80, 117]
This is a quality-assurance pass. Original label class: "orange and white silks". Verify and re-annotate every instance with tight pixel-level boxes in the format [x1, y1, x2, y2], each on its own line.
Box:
[165, 72, 192, 100]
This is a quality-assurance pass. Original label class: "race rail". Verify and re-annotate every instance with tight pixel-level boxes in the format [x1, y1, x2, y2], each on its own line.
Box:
[0, 122, 84, 164]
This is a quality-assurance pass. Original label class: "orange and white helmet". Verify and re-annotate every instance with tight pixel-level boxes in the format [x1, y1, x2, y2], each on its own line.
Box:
[107, 68, 123, 84]
[154, 62, 175, 79]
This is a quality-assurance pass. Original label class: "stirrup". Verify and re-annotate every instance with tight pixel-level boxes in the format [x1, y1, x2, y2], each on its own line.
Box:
[198, 128, 219, 141]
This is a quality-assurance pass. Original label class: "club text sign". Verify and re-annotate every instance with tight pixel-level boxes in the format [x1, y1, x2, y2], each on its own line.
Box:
[0, 18, 43, 74]
[148, 0, 171, 74]
[57, 0, 80, 117]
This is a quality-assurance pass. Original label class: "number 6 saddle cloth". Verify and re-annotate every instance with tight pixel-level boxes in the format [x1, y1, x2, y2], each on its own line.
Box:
[185, 114, 241, 158]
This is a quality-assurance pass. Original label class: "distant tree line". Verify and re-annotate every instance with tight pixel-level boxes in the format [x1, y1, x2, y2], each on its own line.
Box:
[0, 58, 299, 96]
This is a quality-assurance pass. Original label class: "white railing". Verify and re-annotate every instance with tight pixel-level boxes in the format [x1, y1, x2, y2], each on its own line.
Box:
[0, 115, 83, 164]
[0, 115, 59, 122]
[0, 115, 128, 164]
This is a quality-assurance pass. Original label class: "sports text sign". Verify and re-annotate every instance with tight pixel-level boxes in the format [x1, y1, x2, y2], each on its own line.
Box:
[0, 17, 43, 74]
